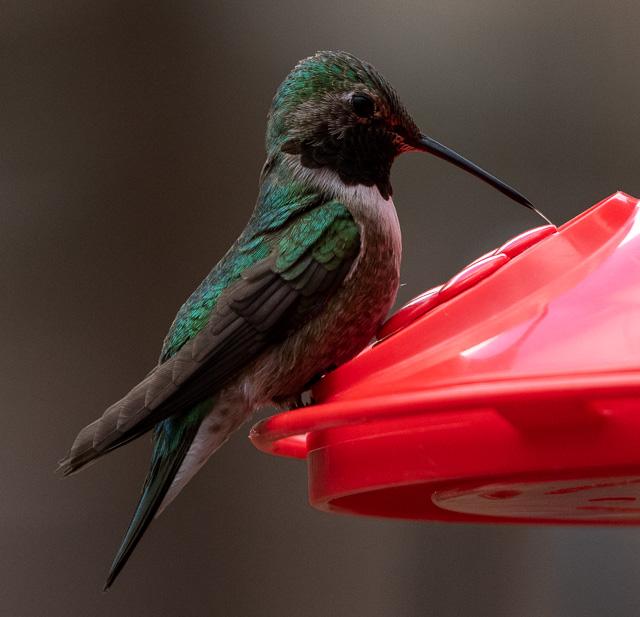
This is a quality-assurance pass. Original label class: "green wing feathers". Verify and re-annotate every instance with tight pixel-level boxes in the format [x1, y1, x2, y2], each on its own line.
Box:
[311, 209, 360, 270]
[61, 199, 361, 587]
[275, 201, 357, 272]
[59, 200, 360, 477]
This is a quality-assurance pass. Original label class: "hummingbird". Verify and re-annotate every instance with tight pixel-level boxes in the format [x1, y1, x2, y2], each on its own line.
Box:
[60, 50, 543, 588]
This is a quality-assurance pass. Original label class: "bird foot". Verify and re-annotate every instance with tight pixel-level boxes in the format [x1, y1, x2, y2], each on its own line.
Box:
[291, 390, 316, 409]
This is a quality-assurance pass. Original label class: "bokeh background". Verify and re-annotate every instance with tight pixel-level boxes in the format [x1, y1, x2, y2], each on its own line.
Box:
[3, 1, 640, 615]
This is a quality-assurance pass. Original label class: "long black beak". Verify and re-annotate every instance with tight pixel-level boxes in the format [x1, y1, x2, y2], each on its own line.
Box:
[414, 133, 551, 225]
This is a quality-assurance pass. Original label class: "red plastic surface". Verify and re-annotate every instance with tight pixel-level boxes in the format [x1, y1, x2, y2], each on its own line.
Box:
[377, 224, 556, 340]
[251, 192, 640, 524]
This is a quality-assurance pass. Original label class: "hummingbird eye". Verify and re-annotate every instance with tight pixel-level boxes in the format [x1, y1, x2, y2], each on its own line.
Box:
[351, 93, 375, 118]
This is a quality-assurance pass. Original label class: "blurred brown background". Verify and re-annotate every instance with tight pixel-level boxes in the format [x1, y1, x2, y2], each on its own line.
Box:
[2, 1, 640, 616]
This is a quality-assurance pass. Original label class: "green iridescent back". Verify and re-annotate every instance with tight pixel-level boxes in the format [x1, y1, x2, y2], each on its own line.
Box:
[160, 160, 326, 361]
[161, 51, 389, 362]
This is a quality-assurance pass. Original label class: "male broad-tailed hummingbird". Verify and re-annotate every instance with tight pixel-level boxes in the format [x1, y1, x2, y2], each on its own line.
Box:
[60, 51, 545, 588]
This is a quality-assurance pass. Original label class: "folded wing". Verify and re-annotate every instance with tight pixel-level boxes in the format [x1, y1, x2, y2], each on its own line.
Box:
[59, 200, 360, 475]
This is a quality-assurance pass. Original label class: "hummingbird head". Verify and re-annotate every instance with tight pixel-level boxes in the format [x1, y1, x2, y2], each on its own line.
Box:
[267, 51, 546, 219]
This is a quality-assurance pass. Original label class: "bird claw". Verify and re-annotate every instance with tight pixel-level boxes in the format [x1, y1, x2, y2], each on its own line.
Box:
[291, 391, 316, 409]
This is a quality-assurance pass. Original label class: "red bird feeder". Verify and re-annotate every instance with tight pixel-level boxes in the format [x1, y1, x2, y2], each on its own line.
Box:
[250, 192, 640, 524]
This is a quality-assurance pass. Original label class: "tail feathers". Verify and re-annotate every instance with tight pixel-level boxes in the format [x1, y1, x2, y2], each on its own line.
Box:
[103, 407, 206, 590]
